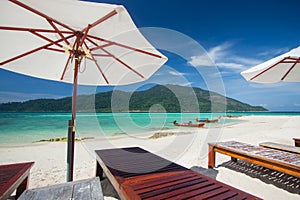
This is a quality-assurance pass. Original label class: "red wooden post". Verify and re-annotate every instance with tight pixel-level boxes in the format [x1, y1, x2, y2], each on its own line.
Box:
[208, 143, 215, 168]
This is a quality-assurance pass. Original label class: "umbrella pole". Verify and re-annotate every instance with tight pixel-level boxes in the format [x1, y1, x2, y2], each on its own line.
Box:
[67, 57, 79, 182]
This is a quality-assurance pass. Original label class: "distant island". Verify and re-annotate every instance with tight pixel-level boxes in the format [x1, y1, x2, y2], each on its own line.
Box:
[0, 84, 267, 112]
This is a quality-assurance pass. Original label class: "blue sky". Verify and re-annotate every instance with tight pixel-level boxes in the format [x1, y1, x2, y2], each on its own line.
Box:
[1, 0, 300, 111]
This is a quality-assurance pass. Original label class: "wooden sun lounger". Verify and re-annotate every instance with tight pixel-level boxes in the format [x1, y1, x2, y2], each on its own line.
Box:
[259, 142, 300, 154]
[208, 141, 300, 178]
[95, 147, 260, 200]
[0, 161, 34, 200]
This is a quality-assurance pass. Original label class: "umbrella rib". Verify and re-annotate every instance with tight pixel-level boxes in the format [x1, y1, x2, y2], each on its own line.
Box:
[60, 55, 72, 81]
[0, 35, 73, 66]
[83, 42, 109, 84]
[85, 37, 145, 79]
[89, 54, 110, 84]
[45, 47, 65, 53]
[101, 48, 145, 79]
[0, 26, 72, 34]
[82, 10, 118, 33]
[29, 30, 64, 49]
[79, 9, 118, 48]
[250, 57, 289, 81]
[79, 25, 91, 48]
[281, 58, 299, 80]
[9, 0, 76, 33]
[47, 19, 71, 46]
[91, 54, 112, 57]
[87, 35, 163, 59]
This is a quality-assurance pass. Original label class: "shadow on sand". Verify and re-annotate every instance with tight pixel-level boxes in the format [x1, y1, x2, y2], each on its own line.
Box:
[190, 166, 219, 180]
[220, 160, 300, 194]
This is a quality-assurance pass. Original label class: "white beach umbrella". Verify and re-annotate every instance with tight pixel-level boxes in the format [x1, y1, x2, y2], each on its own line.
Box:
[241, 46, 300, 83]
[0, 0, 167, 181]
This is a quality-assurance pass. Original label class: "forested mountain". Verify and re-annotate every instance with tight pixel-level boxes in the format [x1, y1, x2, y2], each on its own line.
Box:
[0, 85, 267, 112]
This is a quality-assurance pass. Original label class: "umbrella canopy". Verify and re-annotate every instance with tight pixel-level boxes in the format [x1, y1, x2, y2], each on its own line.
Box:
[0, 0, 167, 85]
[241, 46, 300, 83]
[0, 0, 167, 181]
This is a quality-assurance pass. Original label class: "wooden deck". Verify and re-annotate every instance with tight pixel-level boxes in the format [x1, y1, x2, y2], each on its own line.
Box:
[18, 177, 103, 200]
[208, 141, 300, 178]
[95, 147, 260, 200]
[0, 162, 34, 200]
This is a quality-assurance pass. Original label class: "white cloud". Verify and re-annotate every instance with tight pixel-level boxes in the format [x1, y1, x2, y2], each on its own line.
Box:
[216, 62, 245, 70]
[188, 54, 213, 67]
[230, 56, 262, 66]
[188, 42, 234, 67]
[138, 66, 193, 87]
[208, 42, 233, 60]
[168, 71, 186, 76]
[258, 47, 289, 57]
[188, 41, 265, 72]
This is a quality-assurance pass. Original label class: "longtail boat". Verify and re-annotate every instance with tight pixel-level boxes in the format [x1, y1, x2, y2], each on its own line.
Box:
[173, 121, 205, 128]
[196, 118, 220, 123]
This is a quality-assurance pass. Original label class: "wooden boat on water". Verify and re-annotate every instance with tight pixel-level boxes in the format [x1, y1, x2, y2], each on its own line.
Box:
[173, 120, 205, 128]
[196, 118, 220, 123]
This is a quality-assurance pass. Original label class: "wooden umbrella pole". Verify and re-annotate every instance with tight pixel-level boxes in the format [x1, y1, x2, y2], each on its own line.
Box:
[67, 57, 79, 182]
[67, 31, 84, 182]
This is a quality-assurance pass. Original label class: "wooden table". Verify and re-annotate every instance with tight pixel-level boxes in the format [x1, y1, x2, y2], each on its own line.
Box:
[95, 147, 260, 200]
[18, 177, 103, 200]
[208, 141, 300, 178]
[0, 161, 34, 200]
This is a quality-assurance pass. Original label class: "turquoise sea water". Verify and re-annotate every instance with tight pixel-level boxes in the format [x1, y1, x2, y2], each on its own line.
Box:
[0, 112, 299, 146]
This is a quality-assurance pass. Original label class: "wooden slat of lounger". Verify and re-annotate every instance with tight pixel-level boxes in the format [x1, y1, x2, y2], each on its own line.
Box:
[192, 186, 230, 199]
[96, 147, 260, 200]
[138, 177, 209, 199]
[131, 171, 200, 192]
[151, 184, 222, 200]
[205, 190, 239, 200]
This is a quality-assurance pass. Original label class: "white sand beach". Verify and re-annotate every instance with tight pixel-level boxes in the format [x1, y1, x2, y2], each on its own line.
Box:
[0, 116, 299, 199]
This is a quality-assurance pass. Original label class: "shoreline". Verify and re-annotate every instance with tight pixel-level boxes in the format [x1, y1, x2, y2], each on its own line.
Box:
[0, 116, 299, 199]
[0, 116, 245, 147]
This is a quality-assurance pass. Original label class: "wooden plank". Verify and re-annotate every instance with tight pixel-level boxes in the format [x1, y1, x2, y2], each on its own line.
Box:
[73, 181, 91, 199]
[89, 177, 104, 200]
[160, 181, 216, 200]
[138, 177, 208, 199]
[204, 190, 237, 200]
[132, 172, 199, 192]
[18, 177, 103, 200]
[19, 184, 72, 200]
[95, 147, 261, 200]
[149, 183, 221, 200]
[194, 186, 230, 199]
[259, 142, 300, 154]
